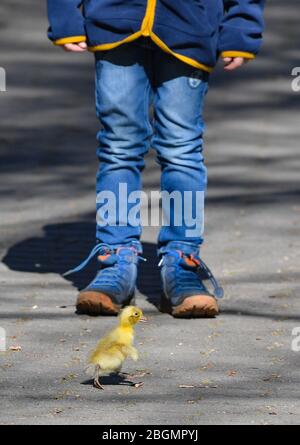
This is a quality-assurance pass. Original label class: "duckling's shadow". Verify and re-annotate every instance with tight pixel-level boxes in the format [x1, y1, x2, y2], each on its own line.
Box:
[81, 373, 138, 388]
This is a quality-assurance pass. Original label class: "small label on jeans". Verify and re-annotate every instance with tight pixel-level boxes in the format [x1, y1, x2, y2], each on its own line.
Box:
[189, 71, 202, 88]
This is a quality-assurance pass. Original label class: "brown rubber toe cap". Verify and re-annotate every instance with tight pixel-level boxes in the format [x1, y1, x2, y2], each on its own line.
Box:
[172, 295, 219, 318]
[76, 291, 120, 316]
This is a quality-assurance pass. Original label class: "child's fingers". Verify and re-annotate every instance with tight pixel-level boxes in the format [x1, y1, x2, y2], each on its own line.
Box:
[63, 43, 87, 52]
[223, 57, 246, 71]
[223, 57, 233, 65]
[78, 42, 88, 49]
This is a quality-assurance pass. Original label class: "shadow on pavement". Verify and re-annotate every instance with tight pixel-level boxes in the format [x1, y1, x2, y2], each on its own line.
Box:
[2, 219, 161, 306]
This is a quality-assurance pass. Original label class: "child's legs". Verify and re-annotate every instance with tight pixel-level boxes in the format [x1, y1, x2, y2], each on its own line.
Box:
[95, 45, 152, 247]
[152, 52, 209, 252]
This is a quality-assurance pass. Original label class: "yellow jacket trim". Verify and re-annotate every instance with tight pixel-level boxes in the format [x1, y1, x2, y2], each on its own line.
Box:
[141, 0, 157, 36]
[151, 33, 213, 73]
[54, 35, 87, 46]
[221, 51, 256, 60]
[88, 31, 143, 52]
[88, 0, 213, 73]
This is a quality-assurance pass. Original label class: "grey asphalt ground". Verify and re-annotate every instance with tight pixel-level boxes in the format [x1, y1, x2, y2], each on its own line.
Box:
[0, 1, 300, 425]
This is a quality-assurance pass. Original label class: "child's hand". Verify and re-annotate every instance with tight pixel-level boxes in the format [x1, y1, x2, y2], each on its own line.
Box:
[63, 42, 87, 52]
[223, 57, 248, 71]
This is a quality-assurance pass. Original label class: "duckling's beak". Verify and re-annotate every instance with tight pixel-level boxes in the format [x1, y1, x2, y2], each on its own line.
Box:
[140, 316, 148, 323]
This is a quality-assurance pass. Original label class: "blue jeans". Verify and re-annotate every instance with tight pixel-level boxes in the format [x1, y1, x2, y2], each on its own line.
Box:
[95, 38, 209, 254]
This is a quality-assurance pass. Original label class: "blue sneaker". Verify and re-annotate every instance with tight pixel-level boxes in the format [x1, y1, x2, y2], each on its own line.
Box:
[159, 249, 223, 318]
[64, 243, 143, 315]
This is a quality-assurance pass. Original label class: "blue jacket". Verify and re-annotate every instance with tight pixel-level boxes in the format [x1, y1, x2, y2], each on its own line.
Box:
[47, 0, 265, 73]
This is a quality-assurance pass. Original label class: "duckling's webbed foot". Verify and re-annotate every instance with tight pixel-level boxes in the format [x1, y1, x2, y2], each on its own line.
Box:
[120, 371, 147, 379]
[94, 377, 104, 390]
[131, 381, 144, 389]
[118, 372, 144, 388]
[93, 365, 104, 389]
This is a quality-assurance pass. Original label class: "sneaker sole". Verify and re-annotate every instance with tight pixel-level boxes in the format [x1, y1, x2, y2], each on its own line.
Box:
[76, 291, 121, 316]
[171, 295, 219, 319]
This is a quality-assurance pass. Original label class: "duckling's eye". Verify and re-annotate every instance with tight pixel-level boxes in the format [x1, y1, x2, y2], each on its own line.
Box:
[134, 312, 138, 316]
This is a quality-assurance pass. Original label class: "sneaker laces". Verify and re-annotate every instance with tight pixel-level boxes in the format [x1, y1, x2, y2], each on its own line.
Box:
[159, 251, 224, 299]
[63, 244, 145, 277]
[194, 256, 224, 299]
